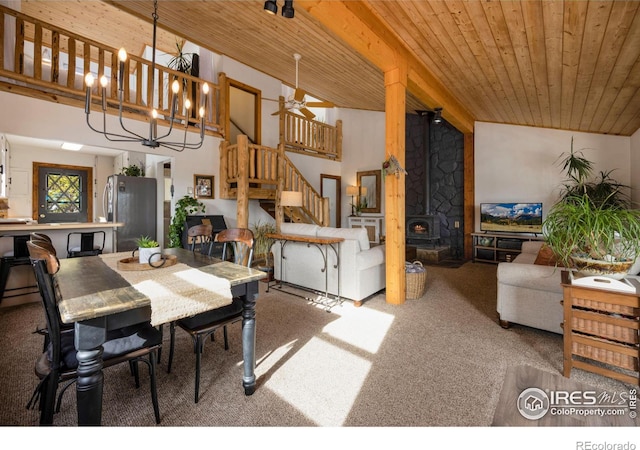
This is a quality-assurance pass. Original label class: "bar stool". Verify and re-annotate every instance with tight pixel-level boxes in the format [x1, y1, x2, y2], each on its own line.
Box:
[0, 234, 38, 302]
[66, 231, 106, 258]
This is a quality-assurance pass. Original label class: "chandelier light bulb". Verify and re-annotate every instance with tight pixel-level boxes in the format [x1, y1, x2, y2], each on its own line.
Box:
[152, 109, 158, 119]
[118, 48, 127, 62]
[202, 82, 209, 94]
[172, 80, 180, 94]
[199, 106, 205, 118]
[100, 75, 108, 88]
[185, 98, 192, 110]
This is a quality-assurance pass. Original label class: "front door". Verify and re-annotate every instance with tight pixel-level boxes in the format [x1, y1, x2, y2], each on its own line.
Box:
[35, 163, 92, 223]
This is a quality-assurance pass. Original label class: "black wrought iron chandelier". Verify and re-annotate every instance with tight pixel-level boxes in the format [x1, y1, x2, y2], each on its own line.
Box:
[84, 0, 208, 152]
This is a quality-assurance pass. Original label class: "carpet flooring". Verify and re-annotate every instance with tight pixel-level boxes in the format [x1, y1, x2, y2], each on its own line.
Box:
[0, 261, 637, 443]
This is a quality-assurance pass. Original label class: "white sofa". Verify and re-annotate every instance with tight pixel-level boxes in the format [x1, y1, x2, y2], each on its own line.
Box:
[496, 241, 565, 334]
[271, 223, 386, 305]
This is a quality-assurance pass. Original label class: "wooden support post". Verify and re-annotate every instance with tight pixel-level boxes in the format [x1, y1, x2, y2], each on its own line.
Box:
[275, 143, 285, 233]
[219, 140, 229, 199]
[463, 133, 475, 260]
[236, 135, 249, 229]
[384, 66, 407, 305]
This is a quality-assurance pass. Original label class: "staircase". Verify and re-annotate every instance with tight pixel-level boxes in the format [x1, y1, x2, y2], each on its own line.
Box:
[219, 136, 329, 227]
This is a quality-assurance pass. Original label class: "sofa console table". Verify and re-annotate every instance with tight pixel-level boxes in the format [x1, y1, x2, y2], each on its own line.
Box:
[561, 271, 640, 386]
[266, 232, 344, 309]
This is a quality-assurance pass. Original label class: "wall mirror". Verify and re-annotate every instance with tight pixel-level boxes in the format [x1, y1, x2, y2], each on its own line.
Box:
[357, 170, 381, 213]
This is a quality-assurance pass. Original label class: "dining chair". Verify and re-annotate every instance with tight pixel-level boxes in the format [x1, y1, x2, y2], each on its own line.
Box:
[26, 240, 162, 425]
[167, 228, 254, 403]
[66, 231, 105, 258]
[0, 234, 38, 302]
[186, 223, 214, 255]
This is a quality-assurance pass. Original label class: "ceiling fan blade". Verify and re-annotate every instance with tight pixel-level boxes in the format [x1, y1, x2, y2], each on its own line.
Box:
[294, 88, 306, 102]
[299, 107, 316, 120]
[305, 101, 334, 108]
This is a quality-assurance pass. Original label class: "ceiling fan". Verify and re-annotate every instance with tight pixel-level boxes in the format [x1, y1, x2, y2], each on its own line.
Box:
[270, 53, 334, 120]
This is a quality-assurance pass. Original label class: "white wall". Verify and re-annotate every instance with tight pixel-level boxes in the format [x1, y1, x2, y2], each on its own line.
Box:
[336, 109, 386, 223]
[475, 122, 632, 231]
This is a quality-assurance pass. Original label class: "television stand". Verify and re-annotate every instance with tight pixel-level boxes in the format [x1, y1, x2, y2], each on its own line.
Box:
[472, 232, 544, 264]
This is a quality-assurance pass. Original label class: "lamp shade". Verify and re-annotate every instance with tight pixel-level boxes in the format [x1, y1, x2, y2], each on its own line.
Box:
[346, 185, 359, 196]
[281, 190, 303, 207]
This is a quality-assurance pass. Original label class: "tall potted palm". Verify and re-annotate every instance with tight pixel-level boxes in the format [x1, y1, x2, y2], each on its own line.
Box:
[543, 140, 640, 278]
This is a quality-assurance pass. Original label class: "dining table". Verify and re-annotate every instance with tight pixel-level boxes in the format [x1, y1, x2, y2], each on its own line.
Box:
[55, 247, 266, 426]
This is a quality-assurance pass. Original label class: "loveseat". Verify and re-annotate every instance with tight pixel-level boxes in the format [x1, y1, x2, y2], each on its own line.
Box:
[270, 223, 386, 305]
[496, 241, 565, 334]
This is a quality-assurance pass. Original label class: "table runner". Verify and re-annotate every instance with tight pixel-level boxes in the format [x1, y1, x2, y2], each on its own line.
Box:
[99, 252, 233, 326]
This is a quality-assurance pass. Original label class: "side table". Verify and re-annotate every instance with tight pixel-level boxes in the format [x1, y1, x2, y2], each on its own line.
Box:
[561, 271, 640, 386]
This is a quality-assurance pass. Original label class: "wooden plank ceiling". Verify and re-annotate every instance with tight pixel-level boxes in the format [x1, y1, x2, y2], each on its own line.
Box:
[19, 0, 640, 136]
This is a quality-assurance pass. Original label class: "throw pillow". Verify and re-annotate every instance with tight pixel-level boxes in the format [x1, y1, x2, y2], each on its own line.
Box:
[534, 243, 561, 267]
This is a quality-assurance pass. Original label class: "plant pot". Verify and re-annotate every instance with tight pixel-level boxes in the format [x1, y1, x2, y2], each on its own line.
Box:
[138, 247, 162, 265]
[570, 254, 634, 280]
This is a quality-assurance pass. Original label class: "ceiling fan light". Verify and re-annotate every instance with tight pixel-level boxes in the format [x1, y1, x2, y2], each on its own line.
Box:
[282, 0, 295, 18]
[264, 0, 278, 15]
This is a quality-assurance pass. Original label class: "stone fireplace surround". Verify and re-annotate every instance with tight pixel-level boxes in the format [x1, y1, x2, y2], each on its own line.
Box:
[405, 113, 464, 258]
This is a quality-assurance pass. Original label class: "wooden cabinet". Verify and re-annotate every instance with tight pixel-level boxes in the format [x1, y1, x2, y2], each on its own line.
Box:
[348, 216, 384, 244]
[561, 271, 640, 386]
[471, 232, 542, 263]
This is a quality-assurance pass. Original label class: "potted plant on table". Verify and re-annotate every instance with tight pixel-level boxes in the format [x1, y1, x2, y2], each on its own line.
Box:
[543, 140, 640, 278]
[136, 235, 161, 265]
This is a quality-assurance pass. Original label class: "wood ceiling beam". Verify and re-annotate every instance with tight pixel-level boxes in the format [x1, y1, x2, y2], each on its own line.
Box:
[299, 0, 475, 133]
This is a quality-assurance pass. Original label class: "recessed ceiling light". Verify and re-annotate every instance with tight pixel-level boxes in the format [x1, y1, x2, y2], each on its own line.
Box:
[61, 142, 83, 151]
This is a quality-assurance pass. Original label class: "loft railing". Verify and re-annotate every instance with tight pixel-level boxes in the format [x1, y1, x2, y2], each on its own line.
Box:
[220, 137, 329, 226]
[0, 5, 224, 137]
[276, 97, 342, 161]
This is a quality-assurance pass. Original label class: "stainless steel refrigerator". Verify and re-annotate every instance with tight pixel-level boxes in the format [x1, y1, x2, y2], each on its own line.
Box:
[103, 175, 157, 252]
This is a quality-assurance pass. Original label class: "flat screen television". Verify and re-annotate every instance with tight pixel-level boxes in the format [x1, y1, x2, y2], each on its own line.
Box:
[480, 202, 543, 234]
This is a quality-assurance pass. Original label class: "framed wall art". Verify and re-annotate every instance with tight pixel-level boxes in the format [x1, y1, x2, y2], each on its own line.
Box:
[194, 174, 214, 199]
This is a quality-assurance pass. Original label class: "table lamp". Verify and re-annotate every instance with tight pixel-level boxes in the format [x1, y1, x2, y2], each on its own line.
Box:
[281, 190, 303, 207]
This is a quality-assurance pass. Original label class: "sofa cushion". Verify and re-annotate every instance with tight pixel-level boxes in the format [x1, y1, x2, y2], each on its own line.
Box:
[356, 245, 385, 270]
[534, 243, 562, 267]
[317, 227, 370, 251]
[280, 223, 320, 237]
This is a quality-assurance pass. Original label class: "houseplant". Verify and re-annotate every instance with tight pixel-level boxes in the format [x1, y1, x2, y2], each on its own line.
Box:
[168, 195, 205, 248]
[251, 220, 276, 269]
[543, 142, 640, 278]
[135, 235, 161, 264]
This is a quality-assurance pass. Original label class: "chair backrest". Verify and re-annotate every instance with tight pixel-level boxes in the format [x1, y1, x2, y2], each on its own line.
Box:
[27, 241, 63, 368]
[30, 232, 52, 243]
[66, 231, 105, 257]
[214, 228, 254, 267]
[30, 233, 56, 256]
[187, 224, 213, 255]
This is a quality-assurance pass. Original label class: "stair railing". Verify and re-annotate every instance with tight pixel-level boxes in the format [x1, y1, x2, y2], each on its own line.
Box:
[0, 5, 224, 137]
[220, 137, 329, 226]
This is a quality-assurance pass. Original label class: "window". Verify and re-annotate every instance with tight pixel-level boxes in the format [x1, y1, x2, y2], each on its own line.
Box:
[34, 163, 93, 223]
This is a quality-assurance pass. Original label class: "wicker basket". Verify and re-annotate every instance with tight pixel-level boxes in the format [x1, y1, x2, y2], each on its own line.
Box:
[406, 261, 427, 299]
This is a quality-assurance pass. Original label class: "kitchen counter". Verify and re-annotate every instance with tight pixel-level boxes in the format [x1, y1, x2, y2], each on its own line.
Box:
[0, 221, 124, 232]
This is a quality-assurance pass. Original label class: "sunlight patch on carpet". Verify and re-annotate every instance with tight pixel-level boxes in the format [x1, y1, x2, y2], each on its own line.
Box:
[264, 336, 371, 426]
[323, 306, 394, 354]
